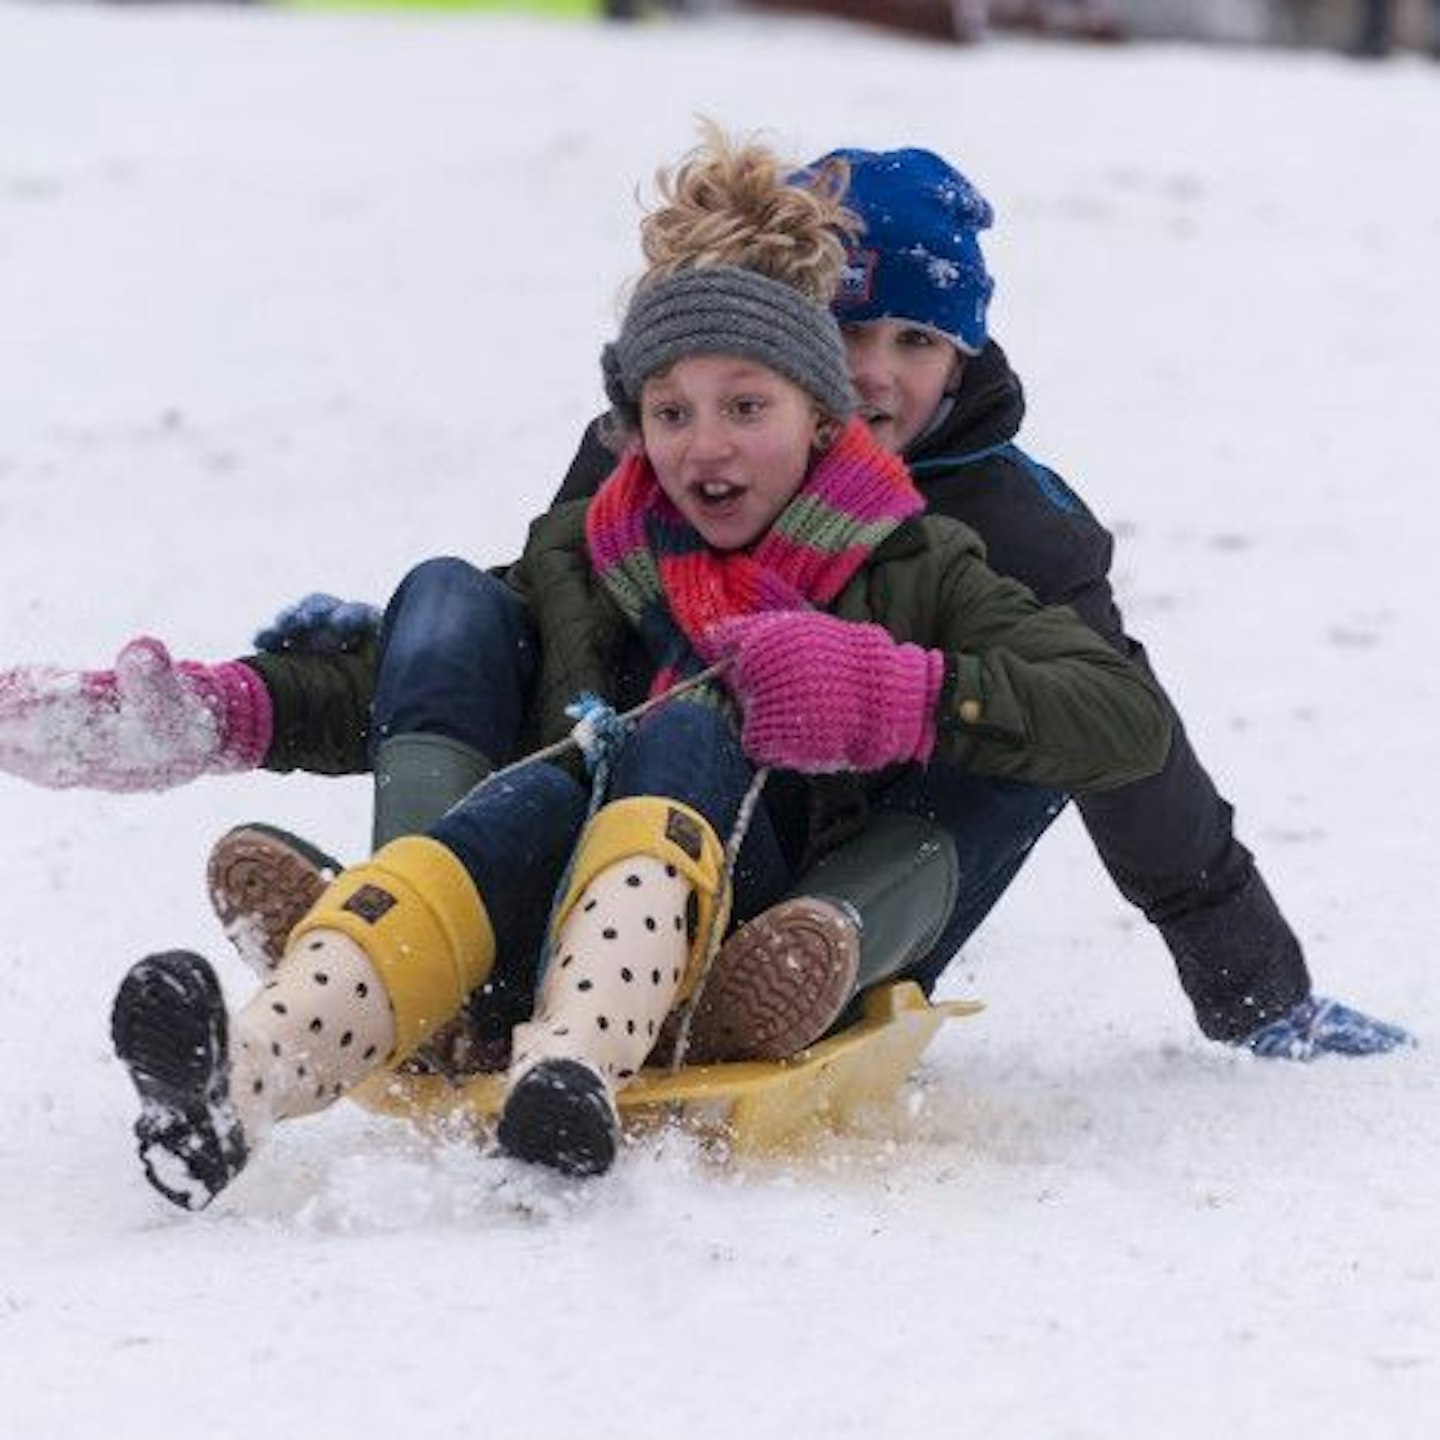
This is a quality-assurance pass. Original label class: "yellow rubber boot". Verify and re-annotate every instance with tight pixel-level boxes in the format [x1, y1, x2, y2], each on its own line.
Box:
[229, 836, 494, 1127]
[498, 797, 727, 1176]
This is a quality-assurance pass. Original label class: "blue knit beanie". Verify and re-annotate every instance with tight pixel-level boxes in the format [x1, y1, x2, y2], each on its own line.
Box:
[816, 147, 995, 355]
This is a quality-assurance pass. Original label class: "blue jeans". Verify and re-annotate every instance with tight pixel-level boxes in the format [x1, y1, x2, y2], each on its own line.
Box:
[372, 556, 537, 763]
[430, 699, 795, 1037]
[434, 701, 796, 945]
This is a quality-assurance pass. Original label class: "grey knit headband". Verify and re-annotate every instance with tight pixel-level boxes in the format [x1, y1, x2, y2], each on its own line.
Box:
[601, 264, 858, 424]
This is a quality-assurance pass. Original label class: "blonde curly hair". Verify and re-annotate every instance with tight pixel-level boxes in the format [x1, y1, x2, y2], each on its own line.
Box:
[636, 120, 857, 305]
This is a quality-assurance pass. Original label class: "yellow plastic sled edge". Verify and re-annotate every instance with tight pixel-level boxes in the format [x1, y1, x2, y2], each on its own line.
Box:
[348, 981, 982, 1155]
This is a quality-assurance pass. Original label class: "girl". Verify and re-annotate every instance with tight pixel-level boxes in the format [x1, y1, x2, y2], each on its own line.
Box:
[0, 129, 1169, 1203]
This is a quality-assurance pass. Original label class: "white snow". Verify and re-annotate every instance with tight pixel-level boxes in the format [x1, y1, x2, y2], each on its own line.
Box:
[2, 5, 1438, 1437]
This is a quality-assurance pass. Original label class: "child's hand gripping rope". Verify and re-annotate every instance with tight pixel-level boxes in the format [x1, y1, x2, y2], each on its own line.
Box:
[707, 611, 944, 773]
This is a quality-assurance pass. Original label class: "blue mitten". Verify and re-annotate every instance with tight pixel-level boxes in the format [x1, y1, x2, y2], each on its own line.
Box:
[253, 593, 381, 655]
[1242, 995, 1415, 1060]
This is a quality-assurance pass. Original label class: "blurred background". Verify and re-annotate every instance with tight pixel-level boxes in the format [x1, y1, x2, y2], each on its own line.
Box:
[741, 0, 1440, 54]
[78, 0, 1438, 59]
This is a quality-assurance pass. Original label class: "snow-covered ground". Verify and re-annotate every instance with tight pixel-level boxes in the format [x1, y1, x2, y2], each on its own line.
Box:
[2, 5, 1438, 1436]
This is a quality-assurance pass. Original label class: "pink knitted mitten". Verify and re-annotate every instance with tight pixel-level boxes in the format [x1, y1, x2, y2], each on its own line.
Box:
[0, 637, 272, 792]
[708, 611, 944, 773]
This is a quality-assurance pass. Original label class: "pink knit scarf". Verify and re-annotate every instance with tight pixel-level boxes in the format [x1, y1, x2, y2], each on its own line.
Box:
[585, 417, 924, 694]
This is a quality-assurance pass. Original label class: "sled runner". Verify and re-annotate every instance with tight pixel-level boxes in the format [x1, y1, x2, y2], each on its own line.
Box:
[350, 980, 982, 1154]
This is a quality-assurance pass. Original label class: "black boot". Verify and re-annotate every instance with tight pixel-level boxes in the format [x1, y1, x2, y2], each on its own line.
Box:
[497, 1059, 618, 1178]
[110, 951, 248, 1210]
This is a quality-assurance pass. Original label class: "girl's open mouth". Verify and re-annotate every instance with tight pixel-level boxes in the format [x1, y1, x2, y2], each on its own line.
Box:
[694, 480, 745, 510]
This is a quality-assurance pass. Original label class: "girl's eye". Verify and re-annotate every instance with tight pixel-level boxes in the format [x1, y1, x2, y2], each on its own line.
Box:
[729, 397, 767, 420]
[898, 328, 936, 348]
[649, 403, 686, 426]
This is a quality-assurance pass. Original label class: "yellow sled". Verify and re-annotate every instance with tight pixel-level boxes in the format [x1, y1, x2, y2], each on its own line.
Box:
[349, 981, 981, 1155]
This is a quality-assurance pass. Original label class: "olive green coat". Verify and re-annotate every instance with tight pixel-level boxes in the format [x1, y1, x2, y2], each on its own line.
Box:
[249, 500, 1169, 798]
[506, 501, 1170, 796]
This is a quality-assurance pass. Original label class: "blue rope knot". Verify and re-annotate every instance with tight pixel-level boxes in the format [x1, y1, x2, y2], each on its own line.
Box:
[564, 692, 631, 780]
[534, 693, 633, 987]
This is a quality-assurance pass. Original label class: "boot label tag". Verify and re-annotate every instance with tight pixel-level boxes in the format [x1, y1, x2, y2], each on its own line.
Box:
[665, 807, 703, 861]
[344, 884, 397, 924]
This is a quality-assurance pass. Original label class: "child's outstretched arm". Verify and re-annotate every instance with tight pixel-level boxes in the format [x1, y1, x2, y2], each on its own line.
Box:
[0, 638, 271, 792]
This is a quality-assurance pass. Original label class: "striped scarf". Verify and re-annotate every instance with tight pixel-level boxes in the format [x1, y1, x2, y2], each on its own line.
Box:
[586, 416, 925, 699]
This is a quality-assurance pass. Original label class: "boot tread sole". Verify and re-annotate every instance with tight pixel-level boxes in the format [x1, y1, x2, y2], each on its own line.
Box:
[684, 897, 860, 1064]
[206, 824, 335, 973]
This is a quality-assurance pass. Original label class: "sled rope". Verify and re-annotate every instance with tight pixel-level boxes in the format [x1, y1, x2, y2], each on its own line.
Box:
[450, 662, 733, 800]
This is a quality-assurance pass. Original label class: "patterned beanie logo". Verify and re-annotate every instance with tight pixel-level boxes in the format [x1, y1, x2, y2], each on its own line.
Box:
[839, 248, 878, 305]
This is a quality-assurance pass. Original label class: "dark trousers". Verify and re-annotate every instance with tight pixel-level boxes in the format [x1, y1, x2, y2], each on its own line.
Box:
[1076, 648, 1311, 1040]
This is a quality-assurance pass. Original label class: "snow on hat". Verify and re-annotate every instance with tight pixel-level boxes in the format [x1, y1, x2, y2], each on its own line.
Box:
[818, 147, 994, 355]
[602, 263, 858, 423]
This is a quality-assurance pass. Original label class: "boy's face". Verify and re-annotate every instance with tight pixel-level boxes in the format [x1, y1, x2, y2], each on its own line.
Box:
[640, 355, 824, 552]
[841, 320, 964, 455]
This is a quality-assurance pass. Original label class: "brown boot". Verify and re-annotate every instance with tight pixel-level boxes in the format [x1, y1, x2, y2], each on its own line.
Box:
[205, 824, 338, 976]
[680, 897, 860, 1064]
